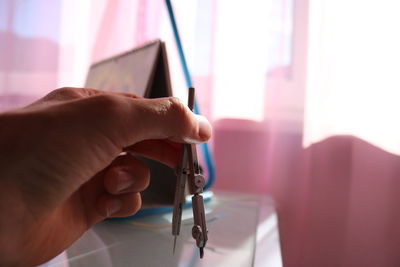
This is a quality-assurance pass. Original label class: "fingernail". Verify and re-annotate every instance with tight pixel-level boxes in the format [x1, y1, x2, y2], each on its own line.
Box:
[106, 199, 122, 217]
[117, 171, 135, 192]
[196, 115, 212, 141]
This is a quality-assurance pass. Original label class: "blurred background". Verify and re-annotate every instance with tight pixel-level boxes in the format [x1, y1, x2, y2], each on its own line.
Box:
[1, 0, 400, 266]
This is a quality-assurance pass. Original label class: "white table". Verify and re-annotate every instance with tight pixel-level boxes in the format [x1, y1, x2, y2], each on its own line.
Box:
[43, 191, 282, 267]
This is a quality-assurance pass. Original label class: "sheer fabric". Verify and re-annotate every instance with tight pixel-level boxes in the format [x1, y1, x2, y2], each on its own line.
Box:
[1, 0, 400, 266]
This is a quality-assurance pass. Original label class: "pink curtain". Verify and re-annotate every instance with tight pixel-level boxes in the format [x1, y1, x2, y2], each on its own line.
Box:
[0, 0, 61, 110]
[2, 0, 400, 266]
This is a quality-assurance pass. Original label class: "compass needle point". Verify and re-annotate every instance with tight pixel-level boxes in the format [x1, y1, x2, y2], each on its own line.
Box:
[173, 236, 177, 254]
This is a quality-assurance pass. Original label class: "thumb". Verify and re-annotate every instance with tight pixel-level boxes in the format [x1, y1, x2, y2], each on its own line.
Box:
[127, 97, 212, 144]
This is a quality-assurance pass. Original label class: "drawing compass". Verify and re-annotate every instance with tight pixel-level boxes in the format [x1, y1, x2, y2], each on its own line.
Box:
[172, 87, 208, 258]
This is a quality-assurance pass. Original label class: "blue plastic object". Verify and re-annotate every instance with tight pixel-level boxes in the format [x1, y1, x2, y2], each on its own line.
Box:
[165, 0, 215, 190]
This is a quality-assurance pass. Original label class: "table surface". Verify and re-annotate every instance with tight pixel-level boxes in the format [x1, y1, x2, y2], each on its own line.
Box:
[42, 191, 282, 267]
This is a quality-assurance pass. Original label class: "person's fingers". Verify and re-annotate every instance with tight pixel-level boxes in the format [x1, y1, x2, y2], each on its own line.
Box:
[95, 192, 142, 218]
[80, 172, 144, 225]
[80, 171, 108, 226]
[72, 94, 212, 148]
[104, 155, 150, 195]
[124, 140, 182, 169]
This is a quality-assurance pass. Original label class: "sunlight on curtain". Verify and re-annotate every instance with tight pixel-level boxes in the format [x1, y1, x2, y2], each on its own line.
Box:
[212, 0, 270, 122]
[57, 0, 146, 88]
[0, 0, 61, 99]
[57, 0, 98, 88]
[304, 0, 400, 155]
[1, 0, 293, 123]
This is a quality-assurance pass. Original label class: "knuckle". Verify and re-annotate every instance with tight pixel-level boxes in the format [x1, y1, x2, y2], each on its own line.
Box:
[94, 94, 120, 106]
[166, 97, 196, 135]
[92, 94, 123, 116]
[167, 97, 185, 113]
[166, 97, 190, 122]
[45, 87, 80, 100]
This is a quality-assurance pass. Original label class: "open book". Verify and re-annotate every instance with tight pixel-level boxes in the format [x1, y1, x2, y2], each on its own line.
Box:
[85, 40, 178, 208]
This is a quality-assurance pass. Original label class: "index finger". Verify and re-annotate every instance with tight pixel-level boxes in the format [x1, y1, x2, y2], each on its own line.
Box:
[77, 95, 212, 148]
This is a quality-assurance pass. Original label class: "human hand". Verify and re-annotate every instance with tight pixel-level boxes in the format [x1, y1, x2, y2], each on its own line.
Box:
[0, 87, 211, 266]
